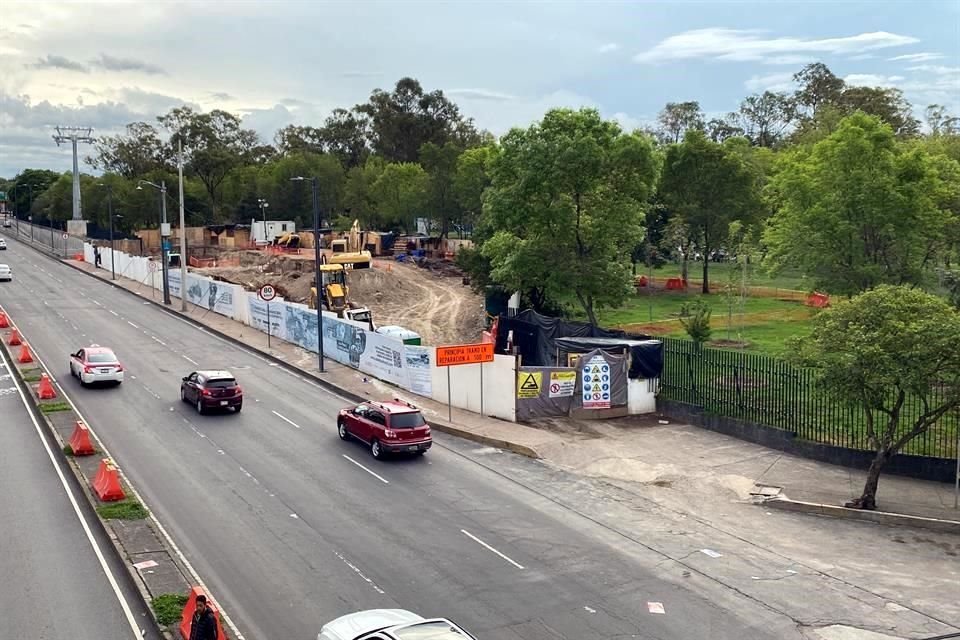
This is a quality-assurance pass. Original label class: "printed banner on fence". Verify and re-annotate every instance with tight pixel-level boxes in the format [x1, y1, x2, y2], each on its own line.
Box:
[167, 267, 182, 298]
[320, 316, 410, 389]
[248, 298, 287, 341]
[404, 345, 432, 397]
[186, 274, 235, 316]
[548, 371, 577, 398]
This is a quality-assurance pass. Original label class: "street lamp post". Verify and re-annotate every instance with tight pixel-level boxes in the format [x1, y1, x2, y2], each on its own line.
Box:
[177, 140, 188, 312]
[290, 176, 324, 373]
[138, 180, 171, 305]
[257, 198, 269, 245]
[98, 183, 117, 280]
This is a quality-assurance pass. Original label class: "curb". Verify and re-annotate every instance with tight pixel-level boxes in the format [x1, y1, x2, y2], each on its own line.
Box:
[54, 253, 542, 460]
[761, 497, 960, 534]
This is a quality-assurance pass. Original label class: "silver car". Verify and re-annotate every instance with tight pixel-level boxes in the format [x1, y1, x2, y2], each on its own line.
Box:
[318, 609, 476, 640]
[0, 238, 7, 249]
[0, 264, 11, 281]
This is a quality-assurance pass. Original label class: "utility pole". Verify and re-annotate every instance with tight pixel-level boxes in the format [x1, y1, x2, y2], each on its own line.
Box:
[290, 176, 325, 372]
[178, 140, 188, 312]
[138, 180, 171, 305]
[257, 198, 269, 244]
[98, 183, 116, 280]
[52, 126, 95, 235]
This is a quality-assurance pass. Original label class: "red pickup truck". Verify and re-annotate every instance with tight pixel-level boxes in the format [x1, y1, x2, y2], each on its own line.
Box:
[338, 399, 432, 459]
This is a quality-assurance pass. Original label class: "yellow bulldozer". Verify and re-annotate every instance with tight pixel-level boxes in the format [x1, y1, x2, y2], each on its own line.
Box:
[309, 264, 373, 324]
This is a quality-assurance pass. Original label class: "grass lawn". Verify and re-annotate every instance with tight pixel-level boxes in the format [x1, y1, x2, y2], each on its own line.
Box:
[640, 261, 815, 292]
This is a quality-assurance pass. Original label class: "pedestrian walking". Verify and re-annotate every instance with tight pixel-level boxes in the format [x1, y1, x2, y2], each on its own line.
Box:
[189, 594, 218, 640]
[94, 246, 102, 268]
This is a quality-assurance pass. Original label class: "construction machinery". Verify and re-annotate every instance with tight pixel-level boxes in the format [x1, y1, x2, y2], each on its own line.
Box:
[325, 220, 372, 268]
[309, 264, 374, 325]
[274, 232, 301, 249]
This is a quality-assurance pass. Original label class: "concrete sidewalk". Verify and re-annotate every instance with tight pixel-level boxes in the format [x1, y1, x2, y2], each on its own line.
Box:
[68, 259, 959, 528]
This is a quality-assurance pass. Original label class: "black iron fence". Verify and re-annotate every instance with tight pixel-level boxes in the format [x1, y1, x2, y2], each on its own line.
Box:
[658, 337, 958, 460]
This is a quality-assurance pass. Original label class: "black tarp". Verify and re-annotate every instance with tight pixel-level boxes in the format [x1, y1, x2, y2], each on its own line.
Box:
[495, 309, 661, 378]
[555, 336, 663, 379]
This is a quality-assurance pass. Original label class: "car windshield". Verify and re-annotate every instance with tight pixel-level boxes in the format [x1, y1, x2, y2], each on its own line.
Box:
[390, 412, 426, 429]
[206, 378, 237, 388]
[88, 352, 117, 363]
[393, 622, 472, 640]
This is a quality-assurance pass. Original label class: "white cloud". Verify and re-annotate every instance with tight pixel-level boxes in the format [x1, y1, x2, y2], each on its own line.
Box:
[597, 43, 620, 54]
[744, 72, 795, 92]
[844, 74, 905, 87]
[446, 88, 516, 102]
[906, 65, 960, 75]
[889, 52, 945, 62]
[634, 28, 919, 64]
[848, 54, 875, 61]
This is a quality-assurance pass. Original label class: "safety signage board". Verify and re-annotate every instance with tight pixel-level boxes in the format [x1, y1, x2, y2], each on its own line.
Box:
[436, 342, 494, 366]
[517, 371, 542, 399]
[581, 355, 611, 409]
[548, 371, 576, 398]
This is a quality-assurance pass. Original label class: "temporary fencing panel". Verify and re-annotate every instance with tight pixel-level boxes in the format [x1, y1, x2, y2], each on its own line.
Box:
[515, 366, 577, 420]
[430, 354, 516, 422]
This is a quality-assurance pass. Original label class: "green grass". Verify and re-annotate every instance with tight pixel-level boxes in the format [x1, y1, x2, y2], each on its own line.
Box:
[39, 401, 71, 413]
[640, 261, 815, 292]
[21, 370, 42, 382]
[96, 499, 148, 520]
[151, 593, 189, 627]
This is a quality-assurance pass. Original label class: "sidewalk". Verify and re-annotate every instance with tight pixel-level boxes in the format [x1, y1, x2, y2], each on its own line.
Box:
[68, 259, 959, 528]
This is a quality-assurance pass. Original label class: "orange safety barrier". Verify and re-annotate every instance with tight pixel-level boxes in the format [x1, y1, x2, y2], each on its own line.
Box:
[72, 253, 84, 261]
[0, 311, 9, 328]
[37, 373, 57, 400]
[68, 421, 96, 456]
[92, 459, 125, 502]
[805, 292, 831, 308]
[17, 343, 33, 364]
[665, 277, 687, 290]
[634, 275, 648, 288]
[179, 586, 227, 640]
[8, 328, 22, 346]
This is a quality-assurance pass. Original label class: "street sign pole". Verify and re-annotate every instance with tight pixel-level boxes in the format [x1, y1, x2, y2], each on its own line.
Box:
[447, 366, 452, 421]
[480, 362, 484, 417]
[435, 343, 495, 423]
[267, 302, 271, 349]
[258, 284, 278, 351]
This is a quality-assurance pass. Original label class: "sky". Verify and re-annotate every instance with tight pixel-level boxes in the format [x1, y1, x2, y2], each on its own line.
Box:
[1, 0, 958, 177]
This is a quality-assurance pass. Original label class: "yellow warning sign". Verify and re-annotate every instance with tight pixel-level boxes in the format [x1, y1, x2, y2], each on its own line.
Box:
[517, 371, 542, 399]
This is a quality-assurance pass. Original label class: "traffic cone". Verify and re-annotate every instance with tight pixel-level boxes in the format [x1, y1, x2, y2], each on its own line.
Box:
[17, 343, 33, 364]
[93, 459, 125, 502]
[68, 421, 95, 456]
[37, 373, 57, 399]
[0, 312, 9, 328]
[8, 328, 22, 346]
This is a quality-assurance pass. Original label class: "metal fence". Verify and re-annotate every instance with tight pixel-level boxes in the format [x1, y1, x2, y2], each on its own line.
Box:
[1, 219, 86, 258]
[658, 336, 958, 460]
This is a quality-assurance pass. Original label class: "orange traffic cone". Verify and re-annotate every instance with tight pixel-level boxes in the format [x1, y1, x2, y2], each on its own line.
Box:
[69, 421, 95, 456]
[17, 343, 33, 364]
[92, 459, 125, 502]
[0, 312, 9, 328]
[37, 373, 57, 399]
[8, 328, 22, 346]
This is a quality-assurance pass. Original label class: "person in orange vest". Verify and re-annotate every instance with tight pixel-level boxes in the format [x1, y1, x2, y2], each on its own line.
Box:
[189, 595, 218, 640]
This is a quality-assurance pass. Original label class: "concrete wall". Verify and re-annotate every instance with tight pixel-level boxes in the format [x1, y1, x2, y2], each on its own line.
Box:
[430, 355, 516, 422]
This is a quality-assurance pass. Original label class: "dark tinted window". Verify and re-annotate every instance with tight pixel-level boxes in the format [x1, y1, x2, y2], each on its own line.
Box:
[390, 412, 426, 428]
[206, 378, 237, 388]
[368, 411, 386, 426]
[88, 352, 117, 364]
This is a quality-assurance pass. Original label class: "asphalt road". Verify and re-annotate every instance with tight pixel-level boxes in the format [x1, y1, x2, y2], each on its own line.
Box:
[0, 235, 798, 640]
[0, 331, 158, 640]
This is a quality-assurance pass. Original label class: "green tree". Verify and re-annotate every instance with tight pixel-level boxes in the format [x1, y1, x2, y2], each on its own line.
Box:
[656, 101, 704, 144]
[840, 86, 920, 138]
[274, 125, 324, 156]
[679, 299, 712, 345]
[88, 122, 169, 177]
[419, 141, 463, 237]
[792, 285, 960, 510]
[480, 108, 657, 326]
[764, 112, 958, 295]
[737, 91, 796, 148]
[319, 108, 370, 169]
[370, 162, 429, 232]
[10, 169, 61, 217]
[452, 144, 497, 231]
[343, 157, 387, 229]
[660, 130, 761, 293]
[792, 62, 845, 117]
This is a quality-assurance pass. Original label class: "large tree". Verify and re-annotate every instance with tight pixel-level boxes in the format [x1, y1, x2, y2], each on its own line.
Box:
[793, 285, 960, 510]
[481, 108, 657, 326]
[737, 91, 796, 147]
[88, 122, 169, 177]
[840, 86, 920, 138]
[764, 112, 958, 295]
[419, 141, 464, 237]
[319, 108, 370, 169]
[343, 157, 387, 229]
[793, 62, 845, 116]
[452, 144, 497, 231]
[370, 162, 429, 232]
[659, 130, 761, 293]
[656, 101, 704, 144]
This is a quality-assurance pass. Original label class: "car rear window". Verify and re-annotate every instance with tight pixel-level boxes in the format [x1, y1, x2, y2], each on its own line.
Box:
[206, 378, 237, 388]
[390, 411, 426, 428]
[88, 352, 117, 363]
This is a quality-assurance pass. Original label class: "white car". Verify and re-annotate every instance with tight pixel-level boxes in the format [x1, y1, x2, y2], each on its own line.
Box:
[0, 264, 11, 281]
[318, 610, 476, 640]
[0, 238, 7, 249]
[69, 345, 125, 385]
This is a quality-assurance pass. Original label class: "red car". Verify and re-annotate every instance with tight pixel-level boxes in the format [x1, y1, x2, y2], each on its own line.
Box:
[180, 370, 243, 414]
[338, 399, 432, 459]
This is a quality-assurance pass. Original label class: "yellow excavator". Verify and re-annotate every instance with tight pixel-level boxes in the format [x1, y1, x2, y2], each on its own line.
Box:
[274, 232, 301, 249]
[325, 220, 372, 268]
[309, 264, 373, 324]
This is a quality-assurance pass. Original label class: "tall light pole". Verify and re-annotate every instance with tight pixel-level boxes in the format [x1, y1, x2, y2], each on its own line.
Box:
[257, 198, 269, 245]
[98, 183, 116, 280]
[290, 176, 324, 373]
[138, 180, 171, 305]
[177, 140, 188, 312]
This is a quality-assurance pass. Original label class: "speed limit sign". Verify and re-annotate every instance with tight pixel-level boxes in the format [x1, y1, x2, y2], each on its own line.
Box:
[258, 284, 277, 302]
[148, 260, 158, 272]
[62, 232, 68, 239]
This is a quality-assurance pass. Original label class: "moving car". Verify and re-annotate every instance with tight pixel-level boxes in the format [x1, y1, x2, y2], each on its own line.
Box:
[0, 238, 7, 249]
[69, 345, 124, 385]
[337, 399, 431, 459]
[2, 218, 10, 228]
[181, 370, 242, 414]
[0, 264, 10, 281]
[318, 609, 476, 640]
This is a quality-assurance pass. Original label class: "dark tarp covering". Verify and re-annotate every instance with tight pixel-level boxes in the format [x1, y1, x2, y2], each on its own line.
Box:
[555, 336, 663, 380]
[495, 310, 660, 378]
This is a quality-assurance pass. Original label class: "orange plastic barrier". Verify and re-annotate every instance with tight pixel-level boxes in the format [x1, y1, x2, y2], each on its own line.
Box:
[8, 328, 22, 346]
[665, 277, 687, 290]
[179, 586, 227, 640]
[805, 292, 831, 308]
[17, 344, 33, 364]
[37, 373, 56, 399]
[68, 421, 95, 456]
[0, 311, 9, 328]
[92, 458, 125, 502]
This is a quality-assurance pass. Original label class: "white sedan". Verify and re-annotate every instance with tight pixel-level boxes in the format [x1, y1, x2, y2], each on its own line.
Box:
[0, 264, 11, 281]
[0, 238, 7, 249]
[70, 345, 125, 385]
[318, 610, 476, 640]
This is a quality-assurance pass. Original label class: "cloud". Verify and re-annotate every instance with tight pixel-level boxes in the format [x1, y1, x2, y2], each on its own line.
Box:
[209, 92, 235, 101]
[633, 28, 919, 64]
[844, 74, 905, 87]
[446, 88, 516, 102]
[906, 65, 960, 76]
[889, 52, 945, 62]
[30, 54, 89, 73]
[848, 54, 876, 61]
[114, 87, 194, 114]
[744, 72, 795, 92]
[91, 53, 166, 75]
[597, 43, 620, 54]
[338, 71, 383, 78]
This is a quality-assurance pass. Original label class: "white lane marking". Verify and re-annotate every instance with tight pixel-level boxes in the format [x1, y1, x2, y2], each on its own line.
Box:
[271, 410, 302, 430]
[0, 338, 144, 638]
[332, 550, 386, 595]
[182, 354, 198, 365]
[93, 300, 103, 307]
[460, 529, 525, 570]
[11, 333, 247, 640]
[108, 310, 119, 317]
[584, 605, 597, 614]
[150, 336, 167, 346]
[141, 385, 161, 400]
[341, 454, 390, 484]
[127, 321, 139, 329]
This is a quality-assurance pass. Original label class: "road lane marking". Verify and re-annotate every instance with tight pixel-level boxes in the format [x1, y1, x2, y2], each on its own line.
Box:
[271, 410, 302, 430]
[93, 299, 103, 306]
[141, 385, 161, 400]
[341, 454, 390, 484]
[0, 338, 144, 638]
[150, 336, 167, 346]
[332, 550, 386, 595]
[109, 310, 119, 317]
[182, 354, 198, 365]
[460, 529, 525, 569]
[127, 321, 139, 329]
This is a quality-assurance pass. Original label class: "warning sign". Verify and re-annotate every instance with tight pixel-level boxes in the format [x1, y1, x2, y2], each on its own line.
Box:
[517, 371, 542, 399]
[581, 355, 611, 409]
[548, 371, 576, 398]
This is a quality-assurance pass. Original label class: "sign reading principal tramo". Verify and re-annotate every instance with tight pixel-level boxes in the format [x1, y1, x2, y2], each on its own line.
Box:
[435, 342, 494, 367]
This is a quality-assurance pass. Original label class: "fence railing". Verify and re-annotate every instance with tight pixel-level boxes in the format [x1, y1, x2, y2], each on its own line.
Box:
[1, 219, 86, 258]
[658, 336, 958, 459]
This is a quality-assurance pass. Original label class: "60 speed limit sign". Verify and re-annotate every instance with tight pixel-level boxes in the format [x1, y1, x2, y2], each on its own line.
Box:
[258, 284, 277, 302]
